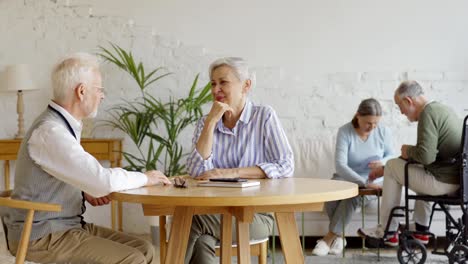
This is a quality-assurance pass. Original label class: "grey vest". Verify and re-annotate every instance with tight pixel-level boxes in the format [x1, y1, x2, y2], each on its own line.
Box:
[5, 107, 85, 242]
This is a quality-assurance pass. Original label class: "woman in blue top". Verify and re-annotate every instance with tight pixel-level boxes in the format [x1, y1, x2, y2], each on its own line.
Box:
[185, 57, 294, 264]
[312, 98, 395, 256]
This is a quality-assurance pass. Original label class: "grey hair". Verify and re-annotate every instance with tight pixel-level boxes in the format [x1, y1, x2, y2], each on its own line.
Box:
[351, 98, 382, 128]
[209, 57, 256, 88]
[395, 80, 424, 99]
[51, 52, 100, 102]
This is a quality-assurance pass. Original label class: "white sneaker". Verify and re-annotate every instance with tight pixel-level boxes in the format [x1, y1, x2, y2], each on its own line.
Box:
[329, 237, 346, 255]
[311, 240, 330, 256]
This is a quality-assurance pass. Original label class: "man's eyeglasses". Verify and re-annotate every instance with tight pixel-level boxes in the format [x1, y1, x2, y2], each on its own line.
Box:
[93, 85, 105, 95]
[173, 177, 188, 188]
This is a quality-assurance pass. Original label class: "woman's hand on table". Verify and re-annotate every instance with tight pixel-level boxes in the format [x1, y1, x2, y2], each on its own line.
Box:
[195, 168, 239, 180]
[144, 170, 172, 186]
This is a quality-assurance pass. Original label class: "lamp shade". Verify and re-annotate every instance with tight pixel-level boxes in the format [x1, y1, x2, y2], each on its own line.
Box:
[0, 64, 36, 92]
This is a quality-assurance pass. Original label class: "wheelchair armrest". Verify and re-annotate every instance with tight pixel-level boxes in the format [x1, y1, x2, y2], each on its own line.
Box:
[404, 159, 422, 186]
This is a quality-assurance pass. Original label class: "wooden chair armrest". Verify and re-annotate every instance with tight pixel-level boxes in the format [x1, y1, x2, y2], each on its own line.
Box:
[0, 198, 61, 212]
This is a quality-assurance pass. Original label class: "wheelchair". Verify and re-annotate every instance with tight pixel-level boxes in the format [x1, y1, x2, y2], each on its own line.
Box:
[369, 115, 468, 264]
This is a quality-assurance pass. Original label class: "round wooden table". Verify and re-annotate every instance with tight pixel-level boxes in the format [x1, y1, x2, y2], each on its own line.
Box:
[111, 178, 358, 264]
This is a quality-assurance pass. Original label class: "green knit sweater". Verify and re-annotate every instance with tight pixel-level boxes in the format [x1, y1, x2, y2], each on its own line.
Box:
[407, 102, 462, 184]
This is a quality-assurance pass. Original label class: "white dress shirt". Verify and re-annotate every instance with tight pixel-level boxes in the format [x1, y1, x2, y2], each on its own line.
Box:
[27, 101, 148, 197]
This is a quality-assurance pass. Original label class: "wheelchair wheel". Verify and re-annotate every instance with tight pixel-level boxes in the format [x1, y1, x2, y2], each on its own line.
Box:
[397, 239, 427, 264]
[449, 245, 468, 263]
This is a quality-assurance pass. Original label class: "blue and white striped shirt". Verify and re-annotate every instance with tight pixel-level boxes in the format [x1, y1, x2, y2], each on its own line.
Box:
[187, 100, 294, 178]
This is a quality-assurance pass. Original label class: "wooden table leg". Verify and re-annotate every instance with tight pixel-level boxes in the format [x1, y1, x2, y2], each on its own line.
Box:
[111, 200, 116, 230]
[233, 207, 254, 264]
[118, 201, 123, 231]
[4, 160, 10, 189]
[165, 206, 194, 264]
[236, 220, 251, 264]
[220, 213, 232, 264]
[159, 216, 167, 264]
[275, 212, 304, 264]
[110, 159, 122, 231]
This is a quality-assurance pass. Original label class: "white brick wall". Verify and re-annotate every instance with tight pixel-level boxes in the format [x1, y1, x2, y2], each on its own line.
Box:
[0, 0, 468, 233]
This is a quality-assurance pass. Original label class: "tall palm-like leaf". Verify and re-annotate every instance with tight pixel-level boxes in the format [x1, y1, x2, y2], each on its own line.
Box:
[98, 43, 172, 94]
[97, 43, 212, 175]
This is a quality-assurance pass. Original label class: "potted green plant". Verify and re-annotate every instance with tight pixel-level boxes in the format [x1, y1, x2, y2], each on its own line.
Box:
[98, 43, 212, 176]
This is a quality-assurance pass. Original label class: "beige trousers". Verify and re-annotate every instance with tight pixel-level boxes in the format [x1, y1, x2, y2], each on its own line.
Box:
[8, 223, 155, 264]
[381, 158, 460, 232]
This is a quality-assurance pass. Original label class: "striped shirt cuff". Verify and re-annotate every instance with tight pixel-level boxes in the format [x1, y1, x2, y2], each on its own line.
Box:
[257, 162, 293, 179]
[188, 149, 215, 177]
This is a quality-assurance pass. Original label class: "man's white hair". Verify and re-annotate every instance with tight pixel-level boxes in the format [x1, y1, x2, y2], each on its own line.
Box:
[51, 52, 100, 103]
[395, 80, 424, 99]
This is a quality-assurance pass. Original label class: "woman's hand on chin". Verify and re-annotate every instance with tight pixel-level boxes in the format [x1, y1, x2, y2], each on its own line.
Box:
[206, 101, 233, 124]
[196, 168, 239, 180]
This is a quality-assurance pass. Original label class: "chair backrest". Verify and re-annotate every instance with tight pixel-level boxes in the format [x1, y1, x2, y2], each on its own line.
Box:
[0, 190, 61, 264]
[461, 115, 468, 201]
[0, 190, 12, 251]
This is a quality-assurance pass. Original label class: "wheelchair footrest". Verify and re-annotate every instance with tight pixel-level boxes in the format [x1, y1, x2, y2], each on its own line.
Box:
[362, 235, 385, 248]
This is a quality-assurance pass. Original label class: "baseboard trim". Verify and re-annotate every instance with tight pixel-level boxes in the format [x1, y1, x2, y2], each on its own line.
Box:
[268, 235, 446, 249]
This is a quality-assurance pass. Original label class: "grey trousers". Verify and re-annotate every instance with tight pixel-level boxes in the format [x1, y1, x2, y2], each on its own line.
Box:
[325, 195, 376, 235]
[185, 213, 274, 264]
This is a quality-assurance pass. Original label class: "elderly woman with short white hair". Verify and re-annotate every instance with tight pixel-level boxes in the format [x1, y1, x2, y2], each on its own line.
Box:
[185, 57, 294, 264]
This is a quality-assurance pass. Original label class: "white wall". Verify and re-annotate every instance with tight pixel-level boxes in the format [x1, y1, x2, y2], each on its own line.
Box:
[1, 0, 468, 234]
[92, 0, 468, 73]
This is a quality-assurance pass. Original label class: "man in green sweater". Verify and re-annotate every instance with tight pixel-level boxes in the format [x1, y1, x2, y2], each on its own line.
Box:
[358, 80, 462, 246]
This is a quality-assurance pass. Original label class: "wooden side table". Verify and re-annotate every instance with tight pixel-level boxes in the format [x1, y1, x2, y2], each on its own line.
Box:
[0, 138, 124, 231]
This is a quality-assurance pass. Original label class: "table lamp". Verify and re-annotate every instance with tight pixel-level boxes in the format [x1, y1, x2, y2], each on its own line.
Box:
[0, 64, 37, 138]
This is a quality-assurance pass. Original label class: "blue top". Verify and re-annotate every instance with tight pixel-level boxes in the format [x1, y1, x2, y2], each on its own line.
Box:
[187, 100, 294, 178]
[334, 122, 395, 186]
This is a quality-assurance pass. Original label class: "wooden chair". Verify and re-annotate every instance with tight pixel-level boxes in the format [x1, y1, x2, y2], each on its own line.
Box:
[0, 190, 61, 264]
[159, 215, 268, 264]
[214, 237, 268, 264]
